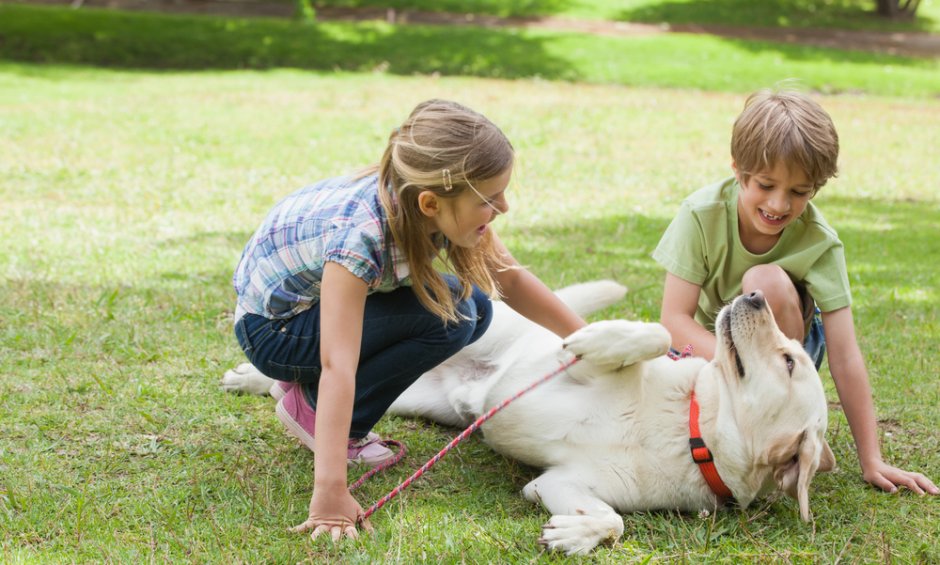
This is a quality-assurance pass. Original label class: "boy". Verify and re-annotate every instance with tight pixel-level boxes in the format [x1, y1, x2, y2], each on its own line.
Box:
[652, 87, 937, 496]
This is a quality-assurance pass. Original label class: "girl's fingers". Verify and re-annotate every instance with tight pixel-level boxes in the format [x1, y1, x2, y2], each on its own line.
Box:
[291, 518, 366, 541]
[289, 519, 315, 533]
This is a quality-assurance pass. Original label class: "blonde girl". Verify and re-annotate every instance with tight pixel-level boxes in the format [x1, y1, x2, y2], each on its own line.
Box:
[233, 99, 586, 540]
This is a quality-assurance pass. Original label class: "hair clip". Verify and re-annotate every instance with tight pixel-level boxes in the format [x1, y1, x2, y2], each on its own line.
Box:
[442, 169, 453, 191]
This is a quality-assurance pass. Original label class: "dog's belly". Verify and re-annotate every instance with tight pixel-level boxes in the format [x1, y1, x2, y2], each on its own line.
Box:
[479, 360, 718, 512]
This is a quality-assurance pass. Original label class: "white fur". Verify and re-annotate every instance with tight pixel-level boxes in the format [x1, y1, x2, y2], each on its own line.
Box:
[221, 282, 833, 555]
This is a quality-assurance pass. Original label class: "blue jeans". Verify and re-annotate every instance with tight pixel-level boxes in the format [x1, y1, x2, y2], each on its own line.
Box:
[804, 309, 826, 371]
[234, 276, 492, 438]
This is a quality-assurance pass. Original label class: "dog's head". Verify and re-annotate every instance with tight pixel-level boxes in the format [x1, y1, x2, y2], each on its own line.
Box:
[713, 291, 835, 521]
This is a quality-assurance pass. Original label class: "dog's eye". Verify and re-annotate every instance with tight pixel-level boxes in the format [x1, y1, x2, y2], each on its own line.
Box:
[784, 354, 794, 374]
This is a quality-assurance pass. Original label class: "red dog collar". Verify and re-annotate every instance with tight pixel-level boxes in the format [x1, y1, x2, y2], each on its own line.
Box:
[689, 391, 734, 500]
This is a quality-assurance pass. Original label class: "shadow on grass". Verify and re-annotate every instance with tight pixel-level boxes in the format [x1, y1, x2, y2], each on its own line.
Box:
[499, 196, 940, 328]
[316, 0, 577, 19]
[2, 3, 935, 83]
[616, 0, 937, 32]
[0, 5, 575, 79]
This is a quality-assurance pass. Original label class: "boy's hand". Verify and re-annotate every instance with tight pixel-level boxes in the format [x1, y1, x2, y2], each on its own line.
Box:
[862, 460, 939, 495]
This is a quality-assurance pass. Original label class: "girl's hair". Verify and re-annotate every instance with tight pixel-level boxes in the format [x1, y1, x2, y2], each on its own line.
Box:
[371, 99, 515, 323]
[731, 87, 839, 193]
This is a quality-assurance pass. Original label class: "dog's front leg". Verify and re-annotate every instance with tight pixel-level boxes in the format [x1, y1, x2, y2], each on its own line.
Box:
[523, 470, 623, 555]
[563, 321, 671, 372]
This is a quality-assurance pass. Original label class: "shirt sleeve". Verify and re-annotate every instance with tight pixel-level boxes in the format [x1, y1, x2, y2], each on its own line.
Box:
[652, 201, 709, 285]
[804, 243, 853, 312]
[322, 226, 383, 288]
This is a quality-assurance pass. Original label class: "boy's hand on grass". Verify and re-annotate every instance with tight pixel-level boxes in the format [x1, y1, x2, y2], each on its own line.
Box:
[863, 460, 939, 495]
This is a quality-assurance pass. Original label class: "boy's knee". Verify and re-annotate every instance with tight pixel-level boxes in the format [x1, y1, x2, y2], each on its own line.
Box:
[742, 264, 806, 341]
[742, 265, 800, 307]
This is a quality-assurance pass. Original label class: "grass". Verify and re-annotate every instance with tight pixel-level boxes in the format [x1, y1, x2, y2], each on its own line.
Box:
[1, 63, 939, 562]
[2, 4, 940, 98]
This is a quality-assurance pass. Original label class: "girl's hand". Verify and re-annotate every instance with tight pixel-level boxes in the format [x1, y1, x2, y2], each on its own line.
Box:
[862, 459, 939, 495]
[289, 487, 375, 541]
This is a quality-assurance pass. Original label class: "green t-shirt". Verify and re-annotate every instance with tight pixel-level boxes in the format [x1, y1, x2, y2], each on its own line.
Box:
[652, 177, 852, 331]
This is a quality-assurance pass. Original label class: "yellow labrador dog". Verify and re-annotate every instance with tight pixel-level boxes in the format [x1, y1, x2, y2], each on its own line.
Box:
[222, 281, 834, 555]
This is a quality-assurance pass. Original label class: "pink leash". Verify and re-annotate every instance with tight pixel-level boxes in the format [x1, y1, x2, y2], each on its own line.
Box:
[354, 356, 580, 523]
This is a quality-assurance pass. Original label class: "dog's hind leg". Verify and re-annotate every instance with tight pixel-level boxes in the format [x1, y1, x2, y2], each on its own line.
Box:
[220, 363, 277, 396]
[554, 280, 627, 318]
[523, 470, 625, 555]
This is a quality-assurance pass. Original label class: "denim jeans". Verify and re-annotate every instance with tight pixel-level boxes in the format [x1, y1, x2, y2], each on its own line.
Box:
[804, 310, 827, 371]
[234, 276, 492, 438]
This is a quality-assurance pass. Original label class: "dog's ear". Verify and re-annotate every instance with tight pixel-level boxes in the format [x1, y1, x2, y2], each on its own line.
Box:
[768, 433, 802, 498]
[767, 431, 828, 522]
[817, 438, 836, 473]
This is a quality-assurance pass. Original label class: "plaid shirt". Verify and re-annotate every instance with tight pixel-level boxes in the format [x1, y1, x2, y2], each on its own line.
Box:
[233, 174, 410, 320]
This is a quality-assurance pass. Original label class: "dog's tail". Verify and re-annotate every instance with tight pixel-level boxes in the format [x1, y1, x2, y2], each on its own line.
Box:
[554, 280, 628, 318]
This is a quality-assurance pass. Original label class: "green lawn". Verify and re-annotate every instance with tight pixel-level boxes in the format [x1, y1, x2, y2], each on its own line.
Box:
[1, 64, 938, 562]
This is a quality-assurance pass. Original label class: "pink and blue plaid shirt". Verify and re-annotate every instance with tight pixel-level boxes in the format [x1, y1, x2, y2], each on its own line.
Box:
[233, 174, 411, 320]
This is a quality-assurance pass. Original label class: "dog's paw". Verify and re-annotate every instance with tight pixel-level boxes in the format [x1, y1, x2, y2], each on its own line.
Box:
[563, 321, 671, 370]
[538, 513, 623, 556]
[220, 363, 275, 396]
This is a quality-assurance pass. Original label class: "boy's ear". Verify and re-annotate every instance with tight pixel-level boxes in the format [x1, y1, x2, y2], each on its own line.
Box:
[731, 160, 744, 185]
[417, 190, 440, 218]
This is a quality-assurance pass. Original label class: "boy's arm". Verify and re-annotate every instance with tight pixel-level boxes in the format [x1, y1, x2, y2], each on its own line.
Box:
[660, 273, 717, 359]
[823, 307, 938, 495]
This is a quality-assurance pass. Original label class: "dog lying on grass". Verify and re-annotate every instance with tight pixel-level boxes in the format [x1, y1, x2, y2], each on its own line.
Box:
[222, 281, 834, 554]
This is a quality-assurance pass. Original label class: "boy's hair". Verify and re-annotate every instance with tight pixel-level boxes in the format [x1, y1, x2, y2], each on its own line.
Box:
[731, 88, 839, 192]
[374, 99, 514, 323]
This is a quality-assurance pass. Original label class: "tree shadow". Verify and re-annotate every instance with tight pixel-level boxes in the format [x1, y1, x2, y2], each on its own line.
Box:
[616, 0, 937, 32]
[318, 0, 578, 19]
[819, 196, 940, 320]
[0, 5, 575, 79]
[498, 196, 940, 330]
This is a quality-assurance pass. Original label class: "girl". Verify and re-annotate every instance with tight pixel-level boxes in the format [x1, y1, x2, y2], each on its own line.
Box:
[232, 99, 587, 540]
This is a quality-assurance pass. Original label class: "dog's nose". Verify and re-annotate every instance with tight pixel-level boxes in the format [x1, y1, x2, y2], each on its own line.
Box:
[743, 290, 766, 309]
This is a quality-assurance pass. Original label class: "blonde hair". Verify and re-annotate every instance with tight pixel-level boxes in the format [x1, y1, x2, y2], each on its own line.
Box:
[731, 87, 839, 193]
[370, 99, 514, 323]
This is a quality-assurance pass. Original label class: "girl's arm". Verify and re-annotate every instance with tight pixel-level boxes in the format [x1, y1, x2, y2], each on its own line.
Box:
[822, 307, 938, 495]
[489, 234, 585, 338]
[659, 273, 717, 359]
[291, 261, 375, 540]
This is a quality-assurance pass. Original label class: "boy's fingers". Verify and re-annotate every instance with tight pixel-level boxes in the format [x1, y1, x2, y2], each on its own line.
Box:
[899, 477, 925, 496]
[869, 474, 898, 493]
[911, 472, 938, 495]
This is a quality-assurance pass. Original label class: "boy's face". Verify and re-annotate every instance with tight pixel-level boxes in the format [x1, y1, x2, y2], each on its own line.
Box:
[734, 160, 814, 249]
